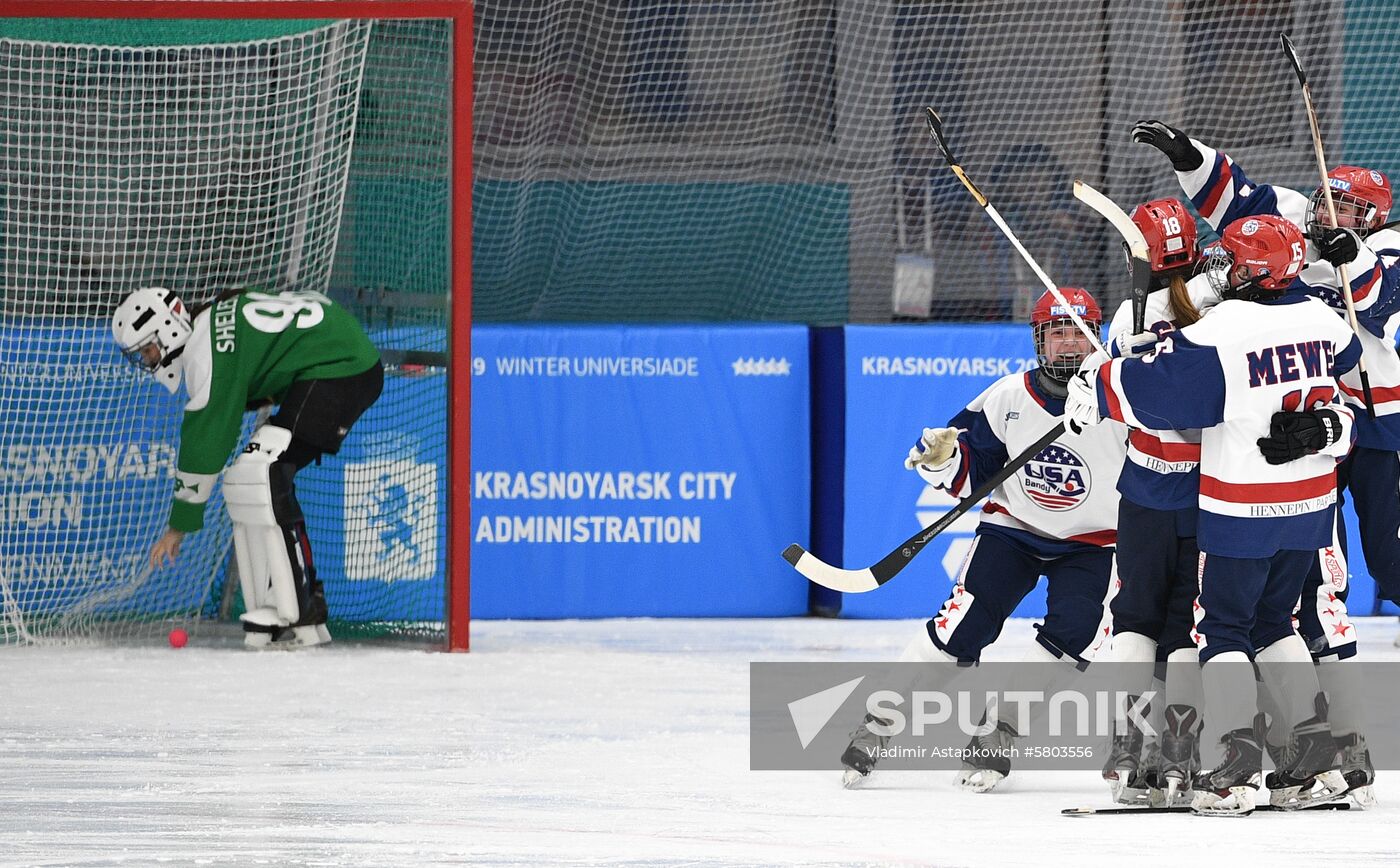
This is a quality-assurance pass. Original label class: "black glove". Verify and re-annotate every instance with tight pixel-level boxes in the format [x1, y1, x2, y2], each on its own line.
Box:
[1257, 409, 1343, 465]
[1316, 227, 1361, 268]
[1131, 120, 1203, 172]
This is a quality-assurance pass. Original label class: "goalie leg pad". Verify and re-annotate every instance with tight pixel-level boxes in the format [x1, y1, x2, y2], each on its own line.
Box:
[224, 426, 310, 629]
[270, 460, 327, 628]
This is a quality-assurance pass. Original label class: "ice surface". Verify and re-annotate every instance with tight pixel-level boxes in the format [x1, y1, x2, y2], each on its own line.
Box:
[4, 617, 1400, 867]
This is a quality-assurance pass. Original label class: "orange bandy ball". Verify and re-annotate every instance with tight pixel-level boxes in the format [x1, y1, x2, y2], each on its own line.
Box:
[168, 628, 189, 649]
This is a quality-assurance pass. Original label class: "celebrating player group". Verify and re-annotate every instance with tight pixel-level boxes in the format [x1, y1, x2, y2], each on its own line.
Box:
[836, 117, 1400, 816]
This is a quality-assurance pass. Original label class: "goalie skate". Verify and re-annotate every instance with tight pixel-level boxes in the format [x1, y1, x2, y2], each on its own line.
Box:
[243, 624, 331, 651]
[954, 719, 1017, 793]
[240, 608, 331, 650]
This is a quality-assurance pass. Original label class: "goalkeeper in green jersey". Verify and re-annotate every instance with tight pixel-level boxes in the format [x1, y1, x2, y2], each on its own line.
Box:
[112, 286, 383, 649]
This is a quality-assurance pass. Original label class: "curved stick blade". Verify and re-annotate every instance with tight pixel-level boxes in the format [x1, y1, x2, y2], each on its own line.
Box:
[781, 544, 880, 593]
[1073, 180, 1148, 260]
[1280, 32, 1306, 85]
[925, 107, 954, 163]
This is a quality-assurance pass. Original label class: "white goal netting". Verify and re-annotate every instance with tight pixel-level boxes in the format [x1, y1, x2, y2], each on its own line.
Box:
[474, 0, 1392, 324]
[0, 17, 454, 644]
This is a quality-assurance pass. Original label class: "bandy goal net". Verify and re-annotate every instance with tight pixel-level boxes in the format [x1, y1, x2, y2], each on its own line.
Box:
[0, 4, 470, 648]
[474, 1, 1391, 325]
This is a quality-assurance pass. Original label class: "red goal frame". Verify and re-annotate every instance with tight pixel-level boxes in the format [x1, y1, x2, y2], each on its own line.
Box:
[0, 0, 474, 651]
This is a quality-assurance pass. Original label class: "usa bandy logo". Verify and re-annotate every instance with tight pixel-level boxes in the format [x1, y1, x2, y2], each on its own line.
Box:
[1020, 442, 1090, 511]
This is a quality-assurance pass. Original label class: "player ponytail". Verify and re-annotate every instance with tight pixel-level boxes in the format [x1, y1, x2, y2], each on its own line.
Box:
[1166, 273, 1200, 327]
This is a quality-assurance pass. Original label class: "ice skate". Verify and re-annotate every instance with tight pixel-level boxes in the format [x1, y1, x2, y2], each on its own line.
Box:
[1191, 719, 1262, 816]
[840, 714, 891, 788]
[955, 718, 1017, 793]
[1156, 704, 1201, 806]
[1338, 732, 1376, 809]
[1102, 696, 1148, 804]
[1266, 695, 1348, 810]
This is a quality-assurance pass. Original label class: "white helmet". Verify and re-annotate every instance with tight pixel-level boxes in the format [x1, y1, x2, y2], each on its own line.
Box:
[112, 287, 192, 394]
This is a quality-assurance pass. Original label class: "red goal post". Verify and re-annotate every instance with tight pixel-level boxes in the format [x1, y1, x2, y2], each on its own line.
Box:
[0, 1, 473, 651]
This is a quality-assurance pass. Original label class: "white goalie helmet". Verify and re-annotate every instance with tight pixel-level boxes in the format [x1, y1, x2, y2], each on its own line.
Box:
[111, 287, 193, 394]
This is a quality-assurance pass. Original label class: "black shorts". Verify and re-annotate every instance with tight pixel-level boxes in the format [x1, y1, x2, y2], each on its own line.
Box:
[270, 360, 384, 468]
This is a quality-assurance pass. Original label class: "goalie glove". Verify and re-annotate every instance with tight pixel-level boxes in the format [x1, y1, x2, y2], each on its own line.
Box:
[1112, 330, 1158, 359]
[905, 426, 962, 488]
[1130, 120, 1203, 172]
[1257, 409, 1345, 465]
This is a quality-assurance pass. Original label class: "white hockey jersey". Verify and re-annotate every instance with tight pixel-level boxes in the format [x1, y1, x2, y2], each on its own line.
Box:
[922, 369, 1127, 549]
[1175, 139, 1400, 447]
[1095, 295, 1361, 558]
[1105, 275, 1222, 511]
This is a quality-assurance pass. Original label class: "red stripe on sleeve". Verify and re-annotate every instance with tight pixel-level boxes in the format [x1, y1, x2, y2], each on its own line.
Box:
[1339, 381, 1400, 404]
[1352, 265, 1381, 304]
[1098, 361, 1126, 423]
[1129, 429, 1201, 462]
[1198, 158, 1233, 218]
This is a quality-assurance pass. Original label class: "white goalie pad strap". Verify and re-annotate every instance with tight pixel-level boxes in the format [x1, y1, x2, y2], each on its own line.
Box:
[246, 423, 293, 460]
[222, 425, 293, 527]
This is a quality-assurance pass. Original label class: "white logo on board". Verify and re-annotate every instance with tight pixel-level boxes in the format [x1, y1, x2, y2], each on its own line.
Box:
[344, 458, 437, 582]
[731, 357, 792, 375]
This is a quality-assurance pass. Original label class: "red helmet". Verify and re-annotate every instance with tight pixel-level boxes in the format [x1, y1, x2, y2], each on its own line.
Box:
[1208, 215, 1306, 299]
[1031, 288, 1101, 382]
[1307, 165, 1392, 240]
[1131, 197, 1199, 272]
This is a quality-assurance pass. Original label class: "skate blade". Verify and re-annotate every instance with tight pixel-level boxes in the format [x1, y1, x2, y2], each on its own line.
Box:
[1191, 785, 1257, 816]
[955, 768, 1006, 793]
[841, 768, 870, 789]
[1161, 771, 1195, 806]
[1156, 777, 1191, 807]
[1270, 770, 1349, 810]
[1105, 768, 1148, 805]
[1348, 785, 1376, 810]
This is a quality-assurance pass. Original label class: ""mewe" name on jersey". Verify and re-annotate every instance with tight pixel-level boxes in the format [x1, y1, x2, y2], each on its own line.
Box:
[1245, 340, 1335, 387]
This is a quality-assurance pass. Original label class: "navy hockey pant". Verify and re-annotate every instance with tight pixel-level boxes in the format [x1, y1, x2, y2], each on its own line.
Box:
[1195, 549, 1315, 663]
[926, 527, 1115, 665]
[1295, 509, 1358, 661]
[1340, 446, 1400, 604]
[1110, 498, 1199, 659]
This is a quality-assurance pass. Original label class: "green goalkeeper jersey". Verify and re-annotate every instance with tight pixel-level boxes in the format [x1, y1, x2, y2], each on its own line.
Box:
[169, 290, 379, 532]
